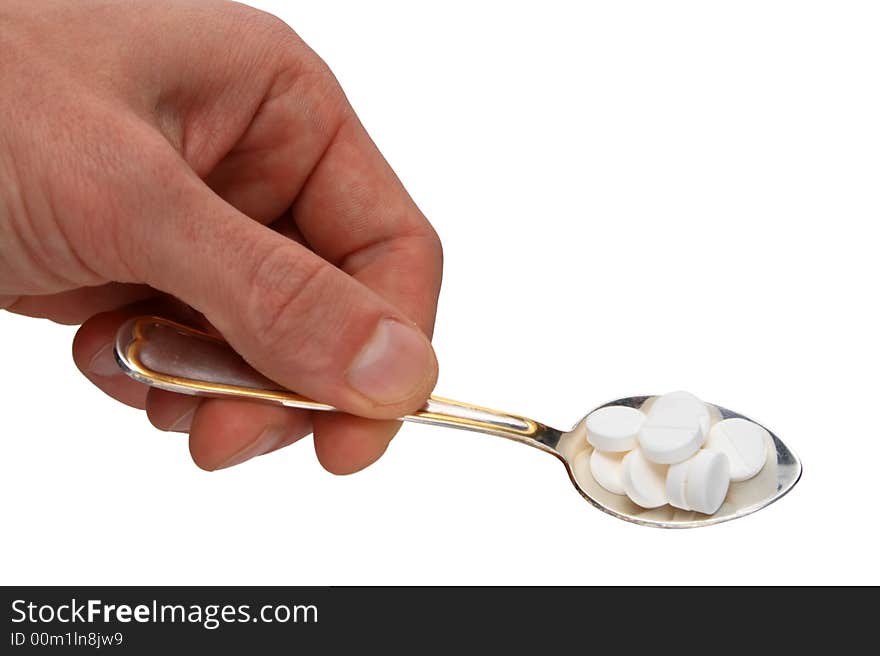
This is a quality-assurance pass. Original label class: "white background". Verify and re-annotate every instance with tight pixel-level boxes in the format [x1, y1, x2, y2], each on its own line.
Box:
[2, 1, 878, 585]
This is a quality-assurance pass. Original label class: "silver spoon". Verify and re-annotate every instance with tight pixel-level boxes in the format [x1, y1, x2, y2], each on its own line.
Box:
[114, 315, 802, 528]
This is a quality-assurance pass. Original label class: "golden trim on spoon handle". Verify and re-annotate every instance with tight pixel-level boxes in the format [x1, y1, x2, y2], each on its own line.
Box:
[115, 316, 559, 449]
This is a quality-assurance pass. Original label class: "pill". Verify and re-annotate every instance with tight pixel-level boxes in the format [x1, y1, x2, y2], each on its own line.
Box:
[590, 448, 626, 495]
[639, 421, 704, 465]
[649, 391, 712, 435]
[706, 418, 769, 482]
[621, 448, 668, 509]
[585, 405, 646, 453]
[684, 449, 730, 515]
[638, 392, 709, 464]
[666, 460, 691, 511]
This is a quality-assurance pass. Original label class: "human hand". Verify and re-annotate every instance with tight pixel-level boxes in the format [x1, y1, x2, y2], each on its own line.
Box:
[0, 0, 442, 473]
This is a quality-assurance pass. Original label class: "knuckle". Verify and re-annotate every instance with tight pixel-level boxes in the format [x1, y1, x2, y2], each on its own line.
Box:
[227, 4, 312, 72]
[263, 36, 349, 126]
[280, 56, 349, 129]
[403, 225, 444, 285]
[223, 5, 349, 136]
[422, 226, 444, 276]
[229, 2, 297, 40]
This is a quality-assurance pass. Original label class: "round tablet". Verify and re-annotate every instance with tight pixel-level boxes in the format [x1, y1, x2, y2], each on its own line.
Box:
[639, 392, 709, 464]
[621, 448, 668, 509]
[585, 405, 646, 453]
[684, 449, 730, 515]
[590, 448, 626, 495]
[706, 418, 769, 482]
[638, 422, 704, 464]
[650, 391, 712, 435]
[665, 460, 691, 511]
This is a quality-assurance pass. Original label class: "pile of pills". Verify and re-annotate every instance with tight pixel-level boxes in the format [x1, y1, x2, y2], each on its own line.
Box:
[576, 391, 771, 515]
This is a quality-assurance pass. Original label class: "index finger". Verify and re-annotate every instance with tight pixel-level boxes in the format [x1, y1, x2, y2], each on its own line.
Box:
[290, 113, 443, 334]
[204, 42, 443, 473]
[204, 49, 443, 332]
[289, 108, 444, 474]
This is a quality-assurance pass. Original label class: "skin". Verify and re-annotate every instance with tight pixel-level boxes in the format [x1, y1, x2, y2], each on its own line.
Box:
[0, 0, 443, 474]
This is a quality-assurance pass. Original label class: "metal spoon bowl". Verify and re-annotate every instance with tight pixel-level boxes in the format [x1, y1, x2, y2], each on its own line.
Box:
[115, 316, 802, 528]
[556, 396, 801, 528]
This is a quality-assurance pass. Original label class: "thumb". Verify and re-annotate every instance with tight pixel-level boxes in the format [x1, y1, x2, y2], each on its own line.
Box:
[130, 173, 438, 420]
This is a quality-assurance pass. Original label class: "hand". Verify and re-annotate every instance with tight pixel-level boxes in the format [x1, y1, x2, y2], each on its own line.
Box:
[0, 0, 442, 473]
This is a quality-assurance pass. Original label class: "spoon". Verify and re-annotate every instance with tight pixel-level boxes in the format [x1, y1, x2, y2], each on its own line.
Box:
[114, 315, 802, 528]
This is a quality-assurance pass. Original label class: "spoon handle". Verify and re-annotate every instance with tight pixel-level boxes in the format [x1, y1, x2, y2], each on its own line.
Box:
[114, 316, 561, 451]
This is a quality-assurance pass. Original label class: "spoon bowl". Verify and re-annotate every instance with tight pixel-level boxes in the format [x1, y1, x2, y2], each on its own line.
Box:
[554, 396, 801, 528]
[115, 316, 802, 528]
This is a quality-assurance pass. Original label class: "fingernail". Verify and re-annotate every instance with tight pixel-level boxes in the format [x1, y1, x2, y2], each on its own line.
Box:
[213, 426, 286, 471]
[346, 318, 434, 406]
[169, 406, 197, 433]
[88, 343, 121, 378]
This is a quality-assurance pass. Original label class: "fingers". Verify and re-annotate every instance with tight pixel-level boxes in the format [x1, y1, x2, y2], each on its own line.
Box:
[201, 59, 443, 473]
[187, 398, 312, 471]
[71, 27, 442, 473]
[72, 309, 150, 409]
[146, 388, 313, 471]
[200, 30, 352, 225]
[131, 165, 438, 422]
[75, 304, 315, 472]
[291, 118, 444, 333]
[292, 111, 443, 474]
[72, 297, 207, 409]
[204, 52, 444, 336]
[7, 283, 155, 325]
[17, 7, 441, 474]
[144, 388, 200, 433]
[312, 415, 401, 475]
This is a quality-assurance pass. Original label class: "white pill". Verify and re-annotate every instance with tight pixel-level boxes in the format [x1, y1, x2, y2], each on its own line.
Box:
[639, 421, 704, 465]
[684, 449, 730, 515]
[638, 392, 709, 464]
[590, 448, 626, 495]
[666, 460, 691, 511]
[706, 418, 769, 482]
[649, 391, 712, 435]
[621, 448, 668, 509]
[585, 405, 646, 453]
